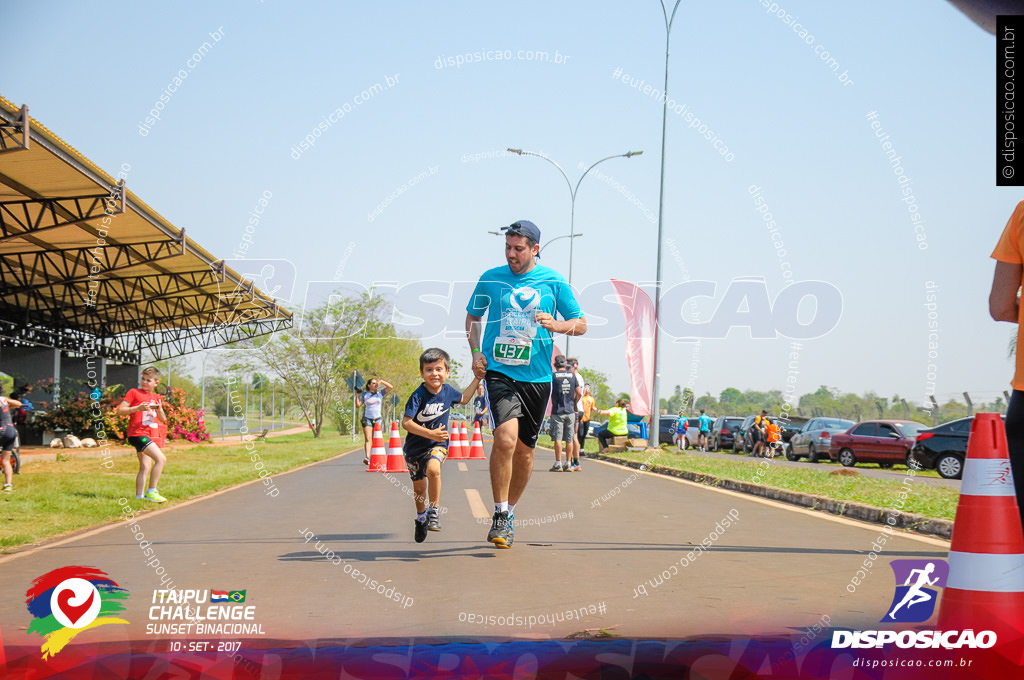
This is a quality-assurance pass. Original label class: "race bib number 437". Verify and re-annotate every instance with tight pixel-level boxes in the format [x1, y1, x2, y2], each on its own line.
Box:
[493, 337, 531, 366]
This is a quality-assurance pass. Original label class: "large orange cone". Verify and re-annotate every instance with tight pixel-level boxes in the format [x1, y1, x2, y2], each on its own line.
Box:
[385, 421, 408, 473]
[938, 413, 1024, 646]
[366, 421, 387, 472]
[447, 422, 465, 459]
[469, 421, 486, 459]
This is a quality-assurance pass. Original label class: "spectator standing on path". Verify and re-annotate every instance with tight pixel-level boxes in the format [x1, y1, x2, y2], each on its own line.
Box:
[674, 410, 688, 451]
[472, 383, 489, 431]
[0, 394, 23, 492]
[577, 384, 596, 456]
[697, 409, 713, 452]
[568, 358, 583, 466]
[357, 377, 393, 465]
[596, 399, 630, 453]
[548, 355, 581, 472]
[751, 410, 769, 457]
[466, 220, 587, 549]
[989, 199, 1024, 537]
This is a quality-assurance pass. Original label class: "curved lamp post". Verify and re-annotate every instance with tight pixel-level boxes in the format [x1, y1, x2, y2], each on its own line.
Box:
[506, 148, 643, 357]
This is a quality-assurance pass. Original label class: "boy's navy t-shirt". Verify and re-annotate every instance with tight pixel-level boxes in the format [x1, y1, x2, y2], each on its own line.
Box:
[403, 383, 462, 457]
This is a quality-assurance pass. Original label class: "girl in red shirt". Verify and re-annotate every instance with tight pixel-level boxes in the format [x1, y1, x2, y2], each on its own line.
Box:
[116, 366, 168, 503]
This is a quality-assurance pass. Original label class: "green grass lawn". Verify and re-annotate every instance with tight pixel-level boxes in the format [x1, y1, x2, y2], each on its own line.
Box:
[201, 414, 304, 436]
[536, 434, 957, 520]
[0, 432, 356, 551]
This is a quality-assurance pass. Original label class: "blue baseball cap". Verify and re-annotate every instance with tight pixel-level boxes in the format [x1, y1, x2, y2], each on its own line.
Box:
[502, 220, 541, 243]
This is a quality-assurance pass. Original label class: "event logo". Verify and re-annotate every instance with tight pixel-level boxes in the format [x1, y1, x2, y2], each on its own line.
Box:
[25, 566, 129, 659]
[882, 559, 948, 623]
[510, 286, 540, 313]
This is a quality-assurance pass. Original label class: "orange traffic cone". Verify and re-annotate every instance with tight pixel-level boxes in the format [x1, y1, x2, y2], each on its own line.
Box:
[385, 422, 408, 473]
[938, 413, 1024, 643]
[447, 422, 465, 459]
[469, 421, 486, 459]
[366, 422, 387, 472]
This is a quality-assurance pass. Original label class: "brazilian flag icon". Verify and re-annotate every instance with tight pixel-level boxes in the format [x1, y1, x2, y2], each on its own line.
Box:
[228, 590, 246, 603]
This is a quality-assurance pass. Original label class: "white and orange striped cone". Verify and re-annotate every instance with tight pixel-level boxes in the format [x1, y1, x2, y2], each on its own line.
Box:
[366, 421, 387, 472]
[385, 421, 408, 473]
[447, 422, 465, 459]
[468, 421, 486, 459]
[938, 413, 1024, 650]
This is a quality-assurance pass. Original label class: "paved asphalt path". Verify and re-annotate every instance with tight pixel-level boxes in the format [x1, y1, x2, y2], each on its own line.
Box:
[0, 439, 949, 649]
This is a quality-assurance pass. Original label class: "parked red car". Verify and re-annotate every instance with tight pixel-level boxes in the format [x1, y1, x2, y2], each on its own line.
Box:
[828, 420, 929, 469]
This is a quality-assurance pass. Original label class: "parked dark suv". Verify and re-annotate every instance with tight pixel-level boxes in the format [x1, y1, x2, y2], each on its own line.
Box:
[910, 415, 1004, 479]
[711, 416, 743, 451]
[734, 415, 758, 453]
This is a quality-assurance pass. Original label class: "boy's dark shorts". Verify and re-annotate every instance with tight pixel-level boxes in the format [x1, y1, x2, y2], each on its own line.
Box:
[405, 445, 447, 482]
[128, 436, 156, 453]
[485, 370, 551, 449]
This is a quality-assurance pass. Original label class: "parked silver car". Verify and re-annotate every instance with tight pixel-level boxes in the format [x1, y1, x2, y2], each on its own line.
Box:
[785, 417, 855, 462]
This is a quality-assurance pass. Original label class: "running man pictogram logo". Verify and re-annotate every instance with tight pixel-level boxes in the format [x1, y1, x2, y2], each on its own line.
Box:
[882, 559, 948, 623]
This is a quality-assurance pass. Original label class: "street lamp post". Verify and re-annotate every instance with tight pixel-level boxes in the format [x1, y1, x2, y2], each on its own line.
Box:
[648, 0, 684, 447]
[506, 148, 642, 357]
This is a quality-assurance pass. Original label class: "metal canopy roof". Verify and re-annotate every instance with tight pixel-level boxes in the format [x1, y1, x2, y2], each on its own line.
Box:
[0, 95, 291, 363]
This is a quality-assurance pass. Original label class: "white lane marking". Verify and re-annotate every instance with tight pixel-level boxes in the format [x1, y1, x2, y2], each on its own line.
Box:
[457, 463, 468, 472]
[584, 457, 950, 547]
[464, 488, 491, 519]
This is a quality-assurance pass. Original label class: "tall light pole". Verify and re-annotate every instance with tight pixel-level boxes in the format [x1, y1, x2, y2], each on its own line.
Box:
[648, 0, 684, 447]
[507, 148, 642, 357]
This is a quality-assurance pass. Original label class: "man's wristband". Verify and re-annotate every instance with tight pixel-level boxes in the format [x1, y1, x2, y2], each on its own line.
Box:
[471, 348, 482, 354]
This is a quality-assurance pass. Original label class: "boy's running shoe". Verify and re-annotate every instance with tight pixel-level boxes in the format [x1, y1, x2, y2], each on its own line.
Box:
[487, 511, 512, 548]
[414, 517, 428, 543]
[144, 490, 167, 503]
[426, 507, 441, 532]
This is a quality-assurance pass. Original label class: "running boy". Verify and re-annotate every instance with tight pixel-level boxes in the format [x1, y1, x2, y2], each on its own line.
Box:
[116, 366, 168, 503]
[402, 348, 481, 543]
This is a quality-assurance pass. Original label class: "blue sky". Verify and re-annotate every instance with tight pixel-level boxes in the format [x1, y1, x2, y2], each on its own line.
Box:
[4, 1, 1011, 411]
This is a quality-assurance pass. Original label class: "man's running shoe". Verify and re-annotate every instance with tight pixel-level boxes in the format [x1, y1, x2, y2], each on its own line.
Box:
[414, 517, 428, 543]
[549, 463, 562, 472]
[487, 511, 512, 547]
[504, 513, 515, 548]
[2, 483, 12, 492]
[426, 507, 441, 531]
[144, 490, 166, 503]
[570, 462, 582, 471]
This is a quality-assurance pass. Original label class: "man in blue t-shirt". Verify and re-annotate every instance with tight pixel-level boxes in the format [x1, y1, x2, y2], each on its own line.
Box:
[697, 409, 713, 452]
[465, 220, 587, 549]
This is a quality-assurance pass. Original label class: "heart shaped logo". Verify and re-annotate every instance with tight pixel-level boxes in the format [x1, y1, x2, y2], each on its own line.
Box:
[49, 578, 101, 629]
[56, 588, 95, 626]
[510, 286, 540, 313]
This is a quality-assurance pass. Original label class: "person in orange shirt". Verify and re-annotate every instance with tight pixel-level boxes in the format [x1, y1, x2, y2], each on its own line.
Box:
[577, 384, 596, 456]
[765, 419, 782, 458]
[990, 200, 1024, 536]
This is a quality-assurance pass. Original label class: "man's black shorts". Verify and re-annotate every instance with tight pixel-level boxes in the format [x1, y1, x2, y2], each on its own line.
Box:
[485, 370, 551, 449]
